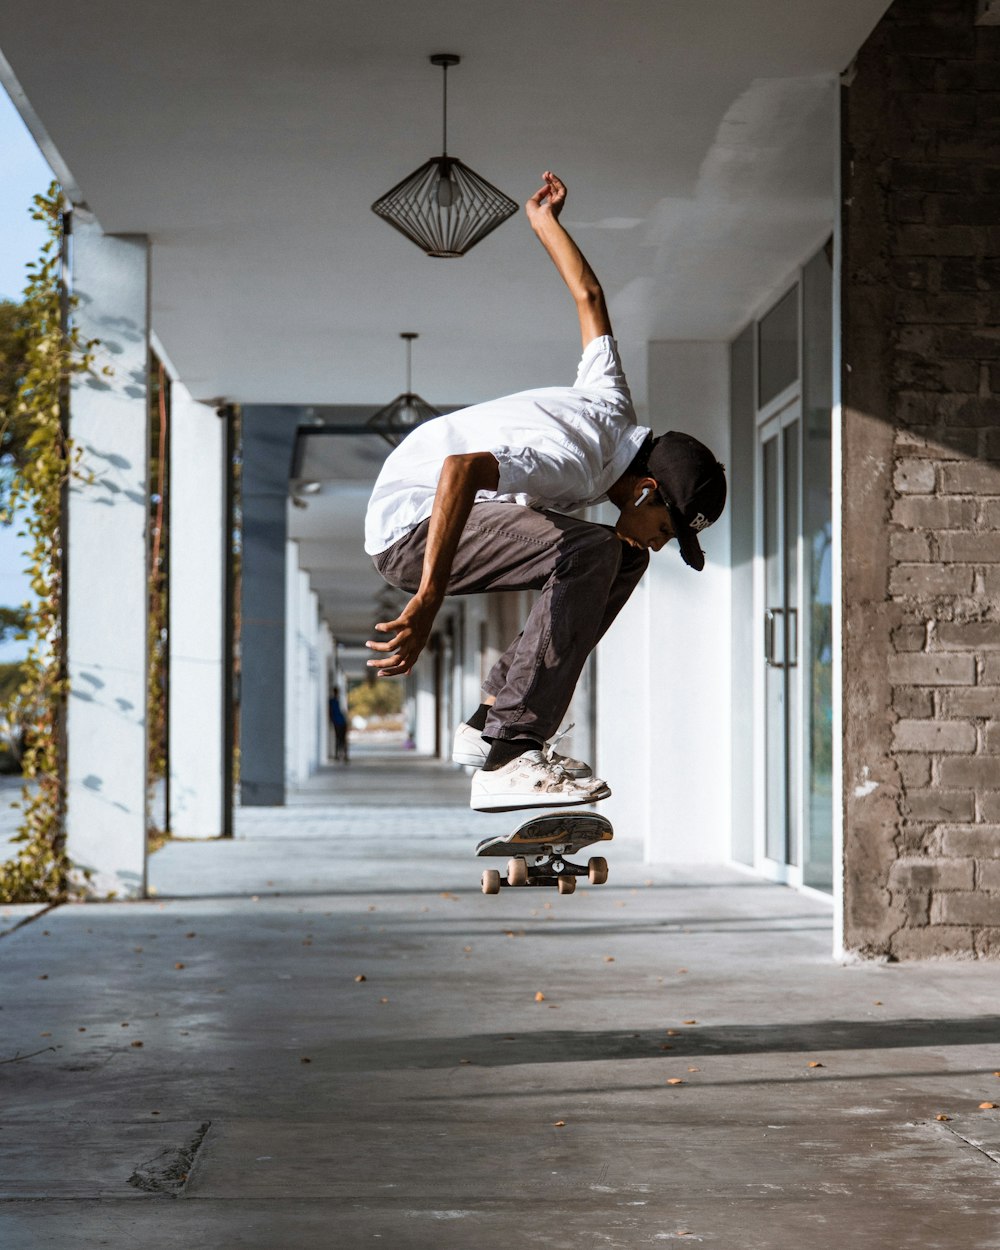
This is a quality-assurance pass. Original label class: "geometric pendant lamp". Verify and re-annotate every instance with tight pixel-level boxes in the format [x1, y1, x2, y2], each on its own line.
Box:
[367, 333, 441, 448]
[371, 54, 518, 258]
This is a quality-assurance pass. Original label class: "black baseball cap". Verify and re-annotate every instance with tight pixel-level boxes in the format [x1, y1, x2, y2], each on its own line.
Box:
[647, 431, 727, 572]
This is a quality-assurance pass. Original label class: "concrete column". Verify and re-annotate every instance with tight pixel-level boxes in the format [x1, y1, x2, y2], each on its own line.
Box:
[65, 210, 149, 897]
[240, 407, 300, 805]
[167, 382, 225, 838]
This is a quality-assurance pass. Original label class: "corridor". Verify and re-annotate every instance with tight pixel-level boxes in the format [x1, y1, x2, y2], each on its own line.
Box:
[1, 749, 999, 1247]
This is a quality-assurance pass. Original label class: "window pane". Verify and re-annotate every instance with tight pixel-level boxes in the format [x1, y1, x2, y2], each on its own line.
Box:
[801, 247, 833, 894]
[758, 285, 799, 407]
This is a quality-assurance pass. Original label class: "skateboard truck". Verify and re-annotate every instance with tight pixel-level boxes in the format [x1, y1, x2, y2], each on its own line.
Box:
[476, 811, 612, 895]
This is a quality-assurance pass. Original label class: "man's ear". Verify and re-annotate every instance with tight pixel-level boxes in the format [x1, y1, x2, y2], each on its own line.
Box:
[635, 476, 659, 505]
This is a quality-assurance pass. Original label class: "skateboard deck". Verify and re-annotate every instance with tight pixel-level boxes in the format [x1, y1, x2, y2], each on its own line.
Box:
[476, 811, 613, 894]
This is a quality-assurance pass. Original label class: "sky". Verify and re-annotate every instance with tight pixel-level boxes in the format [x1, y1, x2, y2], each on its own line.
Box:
[0, 83, 54, 659]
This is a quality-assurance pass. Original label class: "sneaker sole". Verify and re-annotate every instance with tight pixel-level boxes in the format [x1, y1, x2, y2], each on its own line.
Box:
[470, 785, 610, 813]
[452, 750, 486, 768]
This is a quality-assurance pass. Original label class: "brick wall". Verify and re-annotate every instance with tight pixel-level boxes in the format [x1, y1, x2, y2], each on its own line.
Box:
[843, 0, 1000, 958]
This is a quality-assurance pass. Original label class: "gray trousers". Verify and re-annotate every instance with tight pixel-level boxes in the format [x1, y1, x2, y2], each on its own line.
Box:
[373, 503, 649, 743]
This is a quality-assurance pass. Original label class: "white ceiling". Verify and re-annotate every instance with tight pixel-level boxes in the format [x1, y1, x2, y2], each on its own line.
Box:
[1, 0, 889, 413]
[1, 0, 890, 640]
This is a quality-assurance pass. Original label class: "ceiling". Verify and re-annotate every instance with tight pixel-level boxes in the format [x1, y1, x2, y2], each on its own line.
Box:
[1, 0, 889, 411]
[1, 0, 891, 640]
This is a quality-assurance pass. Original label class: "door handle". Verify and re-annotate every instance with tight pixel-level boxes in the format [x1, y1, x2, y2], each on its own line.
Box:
[765, 608, 784, 668]
[787, 608, 798, 669]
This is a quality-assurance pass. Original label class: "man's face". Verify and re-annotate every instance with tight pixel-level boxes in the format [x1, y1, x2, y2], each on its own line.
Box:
[615, 483, 676, 553]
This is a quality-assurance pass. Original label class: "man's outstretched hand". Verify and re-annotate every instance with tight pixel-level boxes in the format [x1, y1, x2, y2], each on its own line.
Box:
[365, 593, 441, 678]
[525, 170, 566, 227]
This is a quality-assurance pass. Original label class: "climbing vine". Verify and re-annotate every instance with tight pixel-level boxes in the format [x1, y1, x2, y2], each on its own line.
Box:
[0, 183, 98, 901]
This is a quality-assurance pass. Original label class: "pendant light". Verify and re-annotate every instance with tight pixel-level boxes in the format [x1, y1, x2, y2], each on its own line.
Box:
[371, 54, 517, 258]
[367, 333, 441, 447]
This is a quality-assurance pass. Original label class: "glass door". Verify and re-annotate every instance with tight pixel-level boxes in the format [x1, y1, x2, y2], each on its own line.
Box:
[759, 404, 801, 878]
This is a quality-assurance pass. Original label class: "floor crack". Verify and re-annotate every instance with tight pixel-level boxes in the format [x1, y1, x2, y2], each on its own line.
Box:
[127, 1121, 212, 1197]
[940, 1123, 1000, 1168]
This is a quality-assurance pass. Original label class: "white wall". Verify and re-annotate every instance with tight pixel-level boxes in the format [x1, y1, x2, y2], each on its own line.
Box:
[597, 341, 732, 863]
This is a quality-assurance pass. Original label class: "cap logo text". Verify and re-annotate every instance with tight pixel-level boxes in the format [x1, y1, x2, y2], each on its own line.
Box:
[689, 512, 711, 532]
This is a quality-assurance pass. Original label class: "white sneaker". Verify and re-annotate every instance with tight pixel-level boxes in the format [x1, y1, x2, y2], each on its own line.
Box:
[452, 721, 593, 778]
[470, 750, 610, 813]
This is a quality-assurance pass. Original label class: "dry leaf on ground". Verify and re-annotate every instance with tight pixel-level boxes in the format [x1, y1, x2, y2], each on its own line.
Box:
[808, 1061, 824, 1068]
[534, 991, 546, 1002]
[666, 1077, 684, 1086]
[979, 1102, 999, 1110]
[354, 974, 367, 983]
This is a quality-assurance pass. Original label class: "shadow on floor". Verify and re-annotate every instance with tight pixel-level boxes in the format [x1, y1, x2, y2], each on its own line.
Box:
[316, 1016, 1000, 1072]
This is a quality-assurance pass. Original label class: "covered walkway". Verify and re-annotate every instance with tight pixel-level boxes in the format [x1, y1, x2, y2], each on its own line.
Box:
[2, 751, 1000, 1247]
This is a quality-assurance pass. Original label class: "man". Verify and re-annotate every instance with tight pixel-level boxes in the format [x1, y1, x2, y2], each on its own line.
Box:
[328, 686, 349, 763]
[365, 171, 726, 812]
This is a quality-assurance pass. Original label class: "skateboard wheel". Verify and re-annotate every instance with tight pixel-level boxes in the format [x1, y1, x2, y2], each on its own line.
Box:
[481, 869, 501, 895]
[557, 875, 576, 895]
[587, 856, 609, 886]
[507, 857, 528, 887]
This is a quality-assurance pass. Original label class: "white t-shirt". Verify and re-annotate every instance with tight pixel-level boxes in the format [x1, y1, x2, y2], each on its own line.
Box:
[364, 335, 650, 555]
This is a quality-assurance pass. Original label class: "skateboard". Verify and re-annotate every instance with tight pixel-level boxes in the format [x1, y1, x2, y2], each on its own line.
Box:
[476, 810, 613, 895]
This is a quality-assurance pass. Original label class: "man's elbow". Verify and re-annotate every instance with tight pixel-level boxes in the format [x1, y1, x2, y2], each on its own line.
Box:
[576, 284, 604, 311]
[443, 451, 500, 493]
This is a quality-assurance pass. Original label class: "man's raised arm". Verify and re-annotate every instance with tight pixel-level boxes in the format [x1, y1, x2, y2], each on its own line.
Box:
[365, 451, 500, 677]
[525, 171, 612, 349]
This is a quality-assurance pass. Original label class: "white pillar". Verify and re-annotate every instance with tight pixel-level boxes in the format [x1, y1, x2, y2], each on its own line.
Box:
[300, 574, 316, 779]
[605, 340, 731, 863]
[167, 381, 225, 838]
[595, 569, 651, 851]
[318, 621, 333, 764]
[413, 663, 436, 755]
[66, 210, 149, 897]
[284, 540, 300, 786]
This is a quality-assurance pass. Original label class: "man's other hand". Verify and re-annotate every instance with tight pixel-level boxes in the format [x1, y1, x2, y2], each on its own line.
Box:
[365, 593, 440, 678]
[525, 170, 566, 226]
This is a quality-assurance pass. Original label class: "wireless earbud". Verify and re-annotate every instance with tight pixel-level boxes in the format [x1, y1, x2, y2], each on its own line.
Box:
[634, 487, 651, 508]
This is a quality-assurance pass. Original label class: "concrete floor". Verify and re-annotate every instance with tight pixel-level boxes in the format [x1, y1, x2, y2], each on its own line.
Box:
[2, 745, 1000, 1248]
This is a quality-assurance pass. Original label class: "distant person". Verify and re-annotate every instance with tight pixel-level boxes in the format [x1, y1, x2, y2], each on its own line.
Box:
[329, 687, 349, 763]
